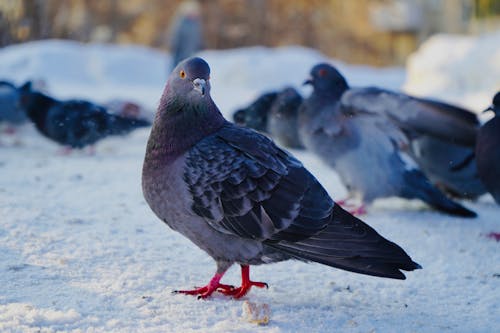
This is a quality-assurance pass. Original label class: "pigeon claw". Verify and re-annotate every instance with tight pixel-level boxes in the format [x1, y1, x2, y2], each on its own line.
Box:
[174, 284, 232, 299]
[219, 265, 268, 299]
[220, 280, 268, 299]
[173, 265, 268, 300]
[173, 272, 231, 299]
[348, 205, 367, 216]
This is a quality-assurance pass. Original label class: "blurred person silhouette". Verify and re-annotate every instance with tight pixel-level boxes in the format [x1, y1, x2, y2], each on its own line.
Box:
[168, 0, 204, 71]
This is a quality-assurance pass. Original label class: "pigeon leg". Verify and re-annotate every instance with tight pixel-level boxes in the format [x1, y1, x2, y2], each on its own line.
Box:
[220, 265, 268, 299]
[337, 199, 356, 207]
[174, 271, 236, 299]
[336, 195, 357, 208]
[348, 204, 367, 216]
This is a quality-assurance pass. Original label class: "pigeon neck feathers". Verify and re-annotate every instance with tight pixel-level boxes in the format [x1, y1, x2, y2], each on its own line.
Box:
[146, 80, 225, 163]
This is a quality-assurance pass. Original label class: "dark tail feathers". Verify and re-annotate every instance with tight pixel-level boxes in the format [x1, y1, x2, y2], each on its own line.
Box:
[267, 205, 421, 280]
[402, 169, 477, 218]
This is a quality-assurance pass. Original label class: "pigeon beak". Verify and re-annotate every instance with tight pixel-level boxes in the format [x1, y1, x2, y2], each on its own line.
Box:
[193, 78, 206, 96]
[483, 105, 493, 113]
[303, 78, 313, 86]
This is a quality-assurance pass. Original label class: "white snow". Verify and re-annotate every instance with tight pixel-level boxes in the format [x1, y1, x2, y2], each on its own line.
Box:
[404, 31, 500, 112]
[1, 38, 499, 333]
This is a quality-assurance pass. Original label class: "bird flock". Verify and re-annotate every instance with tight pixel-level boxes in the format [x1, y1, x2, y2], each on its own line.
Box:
[2, 56, 498, 302]
[141, 57, 499, 300]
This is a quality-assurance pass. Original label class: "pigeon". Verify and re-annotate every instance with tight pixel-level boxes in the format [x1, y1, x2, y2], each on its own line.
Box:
[267, 87, 305, 149]
[330, 84, 485, 200]
[233, 88, 305, 149]
[476, 91, 500, 204]
[20, 89, 150, 149]
[233, 91, 278, 133]
[169, 0, 204, 70]
[299, 63, 476, 217]
[142, 57, 421, 300]
[0, 80, 29, 129]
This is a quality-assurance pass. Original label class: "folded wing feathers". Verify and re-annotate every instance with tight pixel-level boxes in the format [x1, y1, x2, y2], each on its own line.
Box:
[185, 124, 419, 278]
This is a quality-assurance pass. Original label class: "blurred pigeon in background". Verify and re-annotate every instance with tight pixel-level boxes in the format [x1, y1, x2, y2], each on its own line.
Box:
[20, 89, 150, 150]
[233, 88, 304, 149]
[168, 0, 204, 71]
[0, 80, 30, 132]
[267, 87, 305, 149]
[142, 57, 421, 300]
[300, 63, 476, 217]
[336, 87, 485, 200]
[233, 91, 278, 133]
[476, 91, 500, 204]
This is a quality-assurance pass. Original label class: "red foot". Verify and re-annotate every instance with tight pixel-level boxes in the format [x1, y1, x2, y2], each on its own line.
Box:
[486, 232, 500, 242]
[337, 199, 354, 207]
[174, 265, 268, 300]
[219, 265, 268, 299]
[173, 273, 235, 299]
[348, 205, 367, 216]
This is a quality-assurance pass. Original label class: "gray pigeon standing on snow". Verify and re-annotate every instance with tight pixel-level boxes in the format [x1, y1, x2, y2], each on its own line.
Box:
[299, 63, 476, 217]
[233, 87, 304, 149]
[268, 87, 305, 149]
[476, 91, 500, 204]
[142, 57, 421, 299]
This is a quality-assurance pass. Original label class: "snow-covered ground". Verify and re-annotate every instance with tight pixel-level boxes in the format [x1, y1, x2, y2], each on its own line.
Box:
[1, 35, 499, 333]
[404, 31, 500, 111]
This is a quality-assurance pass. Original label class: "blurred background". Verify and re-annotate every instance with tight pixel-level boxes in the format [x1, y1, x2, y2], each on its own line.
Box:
[1, 0, 499, 66]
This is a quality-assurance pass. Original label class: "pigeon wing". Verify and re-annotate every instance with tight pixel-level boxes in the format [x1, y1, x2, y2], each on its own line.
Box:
[184, 123, 333, 241]
[341, 87, 478, 146]
[184, 123, 421, 278]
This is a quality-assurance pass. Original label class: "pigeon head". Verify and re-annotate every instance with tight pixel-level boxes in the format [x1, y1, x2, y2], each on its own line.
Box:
[149, 57, 225, 160]
[166, 57, 211, 104]
[232, 92, 278, 132]
[304, 63, 349, 98]
[485, 91, 500, 115]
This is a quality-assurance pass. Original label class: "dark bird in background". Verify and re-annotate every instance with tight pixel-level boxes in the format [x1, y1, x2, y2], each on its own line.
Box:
[476, 91, 500, 205]
[0, 80, 30, 131]
[20, 89, 150, 150]
[142, 57, 421, 300]
[267, 87, 305, 149]
[299, 63, 476, 217]
[233, 91, 278, 133]
[168, 0, 204, 71]
[233, 88, 305, 149]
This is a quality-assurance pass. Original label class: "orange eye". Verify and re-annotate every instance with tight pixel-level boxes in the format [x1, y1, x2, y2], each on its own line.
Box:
[179, 70, 186, 79]
[318, 68, 327, 77]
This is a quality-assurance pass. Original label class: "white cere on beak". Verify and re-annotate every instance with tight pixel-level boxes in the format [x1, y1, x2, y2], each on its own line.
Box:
[193, 78, 207, 96]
